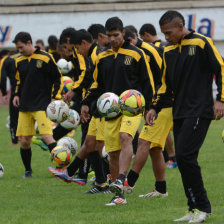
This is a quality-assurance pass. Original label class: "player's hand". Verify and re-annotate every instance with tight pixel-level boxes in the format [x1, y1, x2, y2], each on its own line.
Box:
[63, 90, 75, 102]
[2, 95, 8, 104]
[80, 105, 90, 123]
[13, 96, 20, 107]
[213, 101, 224, 120]
[145, 109, 156, 126]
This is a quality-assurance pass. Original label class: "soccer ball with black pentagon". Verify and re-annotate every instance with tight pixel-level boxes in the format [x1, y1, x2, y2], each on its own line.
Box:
[119, 89, 145, 117]
[97, 92, 121, 118]
[60, 109, 80, 130]
[51, 145, 72, 167]
[46, 100, 69, 123]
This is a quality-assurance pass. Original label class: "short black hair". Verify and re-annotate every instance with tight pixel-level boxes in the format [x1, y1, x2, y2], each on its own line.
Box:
[59, 27, 76, 44]
[0, 49, 10, 58]
[87, 24, 106, 39]
[159, 10, 185, 26]
[139, 23, 157, 36]
[13, 32, 32, 44]
[105, 17, 123, 32]
[124, 28, 135, 41]
[48, 35, 58, 49]
[36, 39, 44, 46]
[72, 30, 93, 45]
[125, 25, 138, 35]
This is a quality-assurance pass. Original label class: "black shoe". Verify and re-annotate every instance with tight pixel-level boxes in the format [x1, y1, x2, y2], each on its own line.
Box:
[85, 183, 111, 194]
[23, 170, 32, 179]
[109, 179, 124, 195]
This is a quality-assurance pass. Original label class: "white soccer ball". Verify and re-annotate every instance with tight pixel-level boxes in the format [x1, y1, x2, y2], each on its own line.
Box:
[57, 137, 78, 155]
[102, 146, 109, 162]
[60, 109, 80, 130]
[0, 163, 4, 178]
[97, 92, 121, 118]
[46, 100, 69, 123]
[57, 59, 72, 75]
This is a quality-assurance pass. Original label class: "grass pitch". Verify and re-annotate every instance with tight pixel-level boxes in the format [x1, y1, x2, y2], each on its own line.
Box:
[0, 105, 224, 224]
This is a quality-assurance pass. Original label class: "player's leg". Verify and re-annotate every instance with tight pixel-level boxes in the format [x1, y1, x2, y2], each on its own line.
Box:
[165, 132, 177, 168]
[16, 112, 36, 178]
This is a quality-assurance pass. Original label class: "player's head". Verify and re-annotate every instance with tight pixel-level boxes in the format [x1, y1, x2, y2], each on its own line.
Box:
[48, 35, 58, 50]
[88, 24, 108, 47]
[59, 27, 76, 58]
[124, 28, 137, 45]
[72, 29, 93, 57]
[105, 17, 125, 50]
[125, 25, 138, 38]
[35, 39, 45, 50]
[159, 10, 186, 44]
[139, 23, 157, 43]
[13, 32, 34, 56]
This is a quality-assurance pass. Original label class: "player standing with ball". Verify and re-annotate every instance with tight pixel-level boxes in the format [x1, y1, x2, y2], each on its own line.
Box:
[13, 32, 63, 178]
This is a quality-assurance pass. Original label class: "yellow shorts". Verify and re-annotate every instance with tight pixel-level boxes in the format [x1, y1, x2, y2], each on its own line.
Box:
[16, 111, 53, 136]
[139, 107, 173, 150]
[87, 117, 105, 141]
[104, 114, 142, 152]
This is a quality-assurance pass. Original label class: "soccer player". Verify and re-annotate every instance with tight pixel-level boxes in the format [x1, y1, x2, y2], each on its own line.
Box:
[139, 23, 166, 48]
[123, 28, 172, 198]
[0, 51, 20, 145]
[81, 17, 155, 205]
[47, 35, 60, 62]
[147, 10, 224, 223]
[50, 30, 111, 193]
[35, 39, 45, 50]
[12, 32, 63, 178]
[87, 24, 109, 48]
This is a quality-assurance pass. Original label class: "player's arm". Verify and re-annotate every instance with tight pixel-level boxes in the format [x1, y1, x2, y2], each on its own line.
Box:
[49, 55, 63, 100]
[0, 56, 8, 96]
[204, 37, 224, 119]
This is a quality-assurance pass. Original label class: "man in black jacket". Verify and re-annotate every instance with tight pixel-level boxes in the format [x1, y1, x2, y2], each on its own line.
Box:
[147, 11, 224, 223]
[13, 32, 63, 178]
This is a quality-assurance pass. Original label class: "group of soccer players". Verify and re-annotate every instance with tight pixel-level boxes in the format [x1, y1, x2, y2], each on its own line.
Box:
[1, 9, 224, 223]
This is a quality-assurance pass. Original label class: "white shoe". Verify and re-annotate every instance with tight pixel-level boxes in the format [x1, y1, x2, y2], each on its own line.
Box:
[189, 209, 210, 223]
[139, 189, 168, 198]
[173, 211, 194, 222]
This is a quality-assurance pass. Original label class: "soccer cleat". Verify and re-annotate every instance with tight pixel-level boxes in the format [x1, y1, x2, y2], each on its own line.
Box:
[109, 179, 124, 195]
[48, 167, 66, 175]
[9, 142, 19, 146]
[23, 170, 32, 179]
[105, 194, 127, 206]
[32, 136, 49, 151]
[70, 173, 87, 185]
[85, 182, 111, 194]
[167, 160, 178, 168]
[222, 129, 224, 142]
[189, 209, 210, 223]
[49, 167, 72, 183]
[124, 179, 134, 194]
[173, 211, 194, 222]
[139, 189, 168, 198]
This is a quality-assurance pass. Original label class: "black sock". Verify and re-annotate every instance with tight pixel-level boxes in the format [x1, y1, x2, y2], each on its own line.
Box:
[89, 151, 106, 184]
[163, 148, 169, 162]
[53, 124, 70, 141]
[78, 157, 91, 179]
[169, 156, 176, 162]
[20, 148, 32, 171]
[155, 181, 166, 194]
[47, 142, 57, 152]
[67, 156, 84, 177]
[127, 169, 139, 187]
[102, 158, 110, 176]
[117, 173, 126, 185]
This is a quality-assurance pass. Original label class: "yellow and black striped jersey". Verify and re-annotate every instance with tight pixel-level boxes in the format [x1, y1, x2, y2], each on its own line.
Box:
[15, 47, 63, 111]
[83, 41, 155, 111]
[47, 48, 60, 62]
[154, 30, 224, 119]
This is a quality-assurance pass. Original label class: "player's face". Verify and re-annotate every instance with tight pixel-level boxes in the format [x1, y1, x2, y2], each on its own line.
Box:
[61, 43, 74, 58]
[16, 41, 32, 56]
[74, 41, 88, 57]
[106, 30, 125, 50]
[160, 21, 183, 44]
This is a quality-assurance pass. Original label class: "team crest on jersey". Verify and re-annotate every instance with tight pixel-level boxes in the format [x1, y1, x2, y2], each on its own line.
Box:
[188, 46, 196, 56]
[36, 60, 43, 68]
[124, 56, 133, 65]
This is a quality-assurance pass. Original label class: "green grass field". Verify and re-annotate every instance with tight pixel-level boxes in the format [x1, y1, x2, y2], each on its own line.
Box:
[0, 105, 224, 224]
